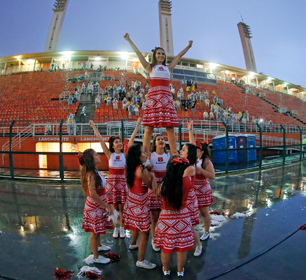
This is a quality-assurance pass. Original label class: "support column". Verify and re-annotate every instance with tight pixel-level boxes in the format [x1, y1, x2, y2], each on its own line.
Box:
[33, 59, 36, 72]
[50, 57, 54, 70]
[4, 62, 7, 74]
[18, 60, 21, 72]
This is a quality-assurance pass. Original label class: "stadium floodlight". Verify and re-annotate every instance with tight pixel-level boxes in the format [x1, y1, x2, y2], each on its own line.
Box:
[249, 72, 255, 77]
[26, 59, 35, 64]
[283, 83, 288, 87]
[120, 52, 129, 59]
[210, 63, 217, 70]
[61, 51, 73, 58]
[267, 77, 273, 81]
[94, 56, 102, 61]
[259, 119, 264, 123]
[131, 58, 139, 62]
[224, 70, 230, 75]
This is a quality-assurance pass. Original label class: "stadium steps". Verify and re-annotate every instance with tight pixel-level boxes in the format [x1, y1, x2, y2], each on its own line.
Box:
[74, 93, 96, 123]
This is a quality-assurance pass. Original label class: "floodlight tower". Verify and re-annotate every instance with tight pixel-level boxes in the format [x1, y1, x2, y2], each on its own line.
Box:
[237, 22, 257, 72]
[44, 0, 70, 52]
[158, 0, 174, 56]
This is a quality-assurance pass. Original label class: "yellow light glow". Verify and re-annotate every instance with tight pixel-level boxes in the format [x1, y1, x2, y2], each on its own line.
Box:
[196, 64, 204, 68]
[267, 77, 273, 81]
[284, 83, 288, 86]
[224, 70, 230, 75]
[27, 59, 35, 64]
[131, 58, 139, 62]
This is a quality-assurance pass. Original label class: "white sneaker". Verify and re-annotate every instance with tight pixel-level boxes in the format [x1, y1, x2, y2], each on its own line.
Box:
[136, 260, 156, 269]
[200, 232, 210, 241]
[151, 240, 160, 252]
[162, 267, 171, 276]
[98, 244, 111, 251]
[113, 228, 119, 239]
[129, 243, 138, 250]
[93, 255, 110, 264]
[194, 245, 202, 256]
[119, 227, 125, 238]
[177, 268, 184, 277]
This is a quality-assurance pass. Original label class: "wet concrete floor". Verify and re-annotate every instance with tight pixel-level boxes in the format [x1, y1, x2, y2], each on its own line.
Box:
[0, 161, 305, 280]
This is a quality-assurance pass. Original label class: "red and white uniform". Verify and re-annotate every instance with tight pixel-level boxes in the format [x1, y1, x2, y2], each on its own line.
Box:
[82, 172, 113, 234]
[123, 166, 151, 232]
[105, 152, 128, 205]
[194, 159, 213, 207]
[186, 175, 200, 226]
[153, 176, 194, 254]
[148, 152, 170, 210]
[142, 65, 179, 128]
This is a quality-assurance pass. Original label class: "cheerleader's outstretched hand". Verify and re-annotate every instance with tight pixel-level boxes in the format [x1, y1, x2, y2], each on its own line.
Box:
[124, 33, 130, 40]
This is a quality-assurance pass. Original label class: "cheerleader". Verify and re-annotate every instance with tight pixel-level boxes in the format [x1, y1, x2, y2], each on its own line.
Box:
[180, 142, 202, 257]
[187, 121, 215, 241]
[147, 134, 170, 251]
[123, 145, 157, 269]
[79, 149, 113, 264]
[153, 156, 194, 277]
[89, 118, 141, 239]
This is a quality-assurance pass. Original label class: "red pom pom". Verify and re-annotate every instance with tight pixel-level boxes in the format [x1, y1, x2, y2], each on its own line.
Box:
[104, 252, 121, 263]
[86, 271, 103, 279]
[54, 268, 74, 280]
[299, 225, 306, 230]
[209, 211, 222, 215]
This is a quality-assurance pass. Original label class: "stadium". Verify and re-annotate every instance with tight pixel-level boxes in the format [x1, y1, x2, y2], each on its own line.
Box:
[0, 1, 305, 280]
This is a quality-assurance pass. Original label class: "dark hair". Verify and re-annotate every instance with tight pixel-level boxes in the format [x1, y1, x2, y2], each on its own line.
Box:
[160, 156, 188, 210]
[198, 142, 211, 169]
[108, 136, 123, 153]
[150, 134, 167, 153]
[125, 145, 143, 188]
[151, 47, 167, 68]
[185, 143, 197, 165]
[79, 149, 102, 196]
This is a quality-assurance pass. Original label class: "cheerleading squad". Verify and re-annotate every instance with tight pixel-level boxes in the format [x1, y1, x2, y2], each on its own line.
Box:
[78, 33, 215, 278]
[78, 120, 215, 278]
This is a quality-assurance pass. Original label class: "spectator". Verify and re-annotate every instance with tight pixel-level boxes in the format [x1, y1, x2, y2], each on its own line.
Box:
[68, 94, 73, 106]
[128, 101, 134, 117]
[107, 95, 112, 106]
[209, 111, 214, 120]
[95, 96, 101, 109]
[80, 106, 86, 122]
[134, 104, 139, 116]
[122, 97, 128, 109]
[205, 98, 210, 108]
[203, 111, 208, 120]
[113, 98, 118, 110]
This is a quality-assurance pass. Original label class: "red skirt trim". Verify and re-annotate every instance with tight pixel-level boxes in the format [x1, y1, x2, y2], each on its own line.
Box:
[108, 167, 125, 175]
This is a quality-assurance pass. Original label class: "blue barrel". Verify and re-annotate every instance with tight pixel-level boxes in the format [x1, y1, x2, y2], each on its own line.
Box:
[213, 135, 237, 164]
[246, 134, 257, 161]
[236, 135, 248, 162]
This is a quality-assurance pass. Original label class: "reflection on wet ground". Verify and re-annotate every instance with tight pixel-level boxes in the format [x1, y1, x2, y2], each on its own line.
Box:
[0, 162, 305, 280]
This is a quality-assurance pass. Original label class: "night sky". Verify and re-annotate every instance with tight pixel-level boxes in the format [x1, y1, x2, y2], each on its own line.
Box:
[0, 0, 305, 87]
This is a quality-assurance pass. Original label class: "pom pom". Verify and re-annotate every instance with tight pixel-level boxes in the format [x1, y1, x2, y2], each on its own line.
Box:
[104, 253, 121, 263]
[299, 225, 306, 230]
[86, 271, 103, 279]
[54, 268, 74, 279]
[171, 157, 190, 166]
